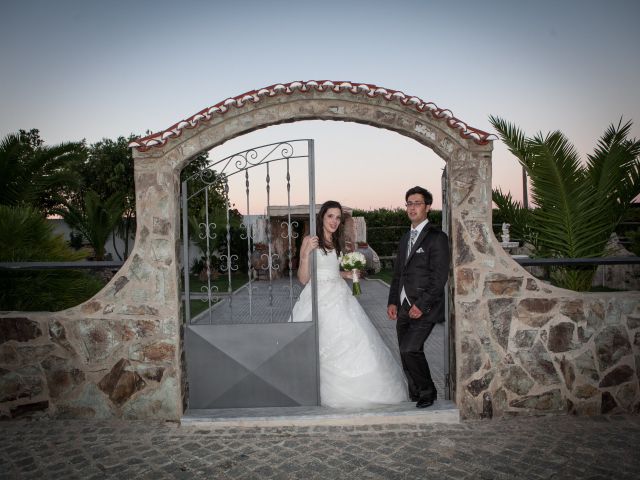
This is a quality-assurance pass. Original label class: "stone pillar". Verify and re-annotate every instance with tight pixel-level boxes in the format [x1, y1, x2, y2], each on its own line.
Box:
[129, 155, 183, 419]
[353, 217, 367, 243]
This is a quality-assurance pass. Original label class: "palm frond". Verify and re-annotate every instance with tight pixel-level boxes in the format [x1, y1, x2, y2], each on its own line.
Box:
[56, 190, 125, 260]
[491, 188, 531, 243]
[523, 131, 601, 256]
[0, 205, 86, 262]
[0, 132, 84, 211]
[489, 116, 532, 169]
[496, 124, 614, 257]
[586, 119, 640, 222]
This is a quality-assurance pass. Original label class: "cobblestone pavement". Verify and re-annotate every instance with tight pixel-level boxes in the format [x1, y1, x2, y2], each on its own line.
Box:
[2, 415, 640, 479]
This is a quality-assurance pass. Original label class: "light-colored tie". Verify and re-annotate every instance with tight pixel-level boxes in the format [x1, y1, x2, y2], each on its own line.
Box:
[409, 229, 418, 252]
[401, 229, 418, 302]
[406, 229, 417, 265]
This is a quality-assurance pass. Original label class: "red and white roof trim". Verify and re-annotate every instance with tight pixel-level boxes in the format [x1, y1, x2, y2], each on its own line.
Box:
[129, 80, 493, 151]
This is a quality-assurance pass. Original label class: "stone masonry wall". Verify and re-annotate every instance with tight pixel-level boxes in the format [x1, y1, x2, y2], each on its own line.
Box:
[2, 81, 638, 420]
[455, 259, 640, 418]
[449, 148, 640, 419]
[0, 158, 183, 420]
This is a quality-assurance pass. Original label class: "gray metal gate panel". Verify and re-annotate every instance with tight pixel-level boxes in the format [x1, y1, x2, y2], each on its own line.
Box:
[186, 322, 317, 408]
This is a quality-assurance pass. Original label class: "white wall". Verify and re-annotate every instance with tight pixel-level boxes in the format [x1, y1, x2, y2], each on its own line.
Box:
[48, 218, 135, 261]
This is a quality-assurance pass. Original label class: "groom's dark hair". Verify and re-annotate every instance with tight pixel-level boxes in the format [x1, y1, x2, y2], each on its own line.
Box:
[317, 200, 344, 256]
[405, 186, 433, 205]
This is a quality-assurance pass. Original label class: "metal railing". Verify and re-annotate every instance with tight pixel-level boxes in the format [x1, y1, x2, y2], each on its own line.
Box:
[377, 255, 640, 270]
[512, 256, 640, 267]
[0, 261, 124, 270]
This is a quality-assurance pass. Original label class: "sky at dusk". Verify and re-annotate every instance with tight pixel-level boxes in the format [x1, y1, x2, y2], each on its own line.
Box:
[2, 0, 639, 213]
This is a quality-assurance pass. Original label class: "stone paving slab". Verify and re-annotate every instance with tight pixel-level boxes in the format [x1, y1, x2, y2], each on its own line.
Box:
[2, 415, 640, 479]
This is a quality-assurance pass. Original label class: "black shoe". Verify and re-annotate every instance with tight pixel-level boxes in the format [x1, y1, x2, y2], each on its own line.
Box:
[416, 393, 436, 409]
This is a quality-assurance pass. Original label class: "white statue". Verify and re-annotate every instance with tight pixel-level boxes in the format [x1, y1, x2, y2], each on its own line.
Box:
[501, 223, 511, 243]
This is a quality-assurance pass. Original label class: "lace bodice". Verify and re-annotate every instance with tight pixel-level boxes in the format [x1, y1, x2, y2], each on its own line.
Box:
[315, 249, 341, 281]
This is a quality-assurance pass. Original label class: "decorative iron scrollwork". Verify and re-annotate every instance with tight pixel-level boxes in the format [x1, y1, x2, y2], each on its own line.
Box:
[281, 220, 299, 239]
[219, 254, 239, 272]
[200, 285, 219, 303]
[232, 148, 259, 171]
[197, 168, 221, 186]
[239, 223, 248, 240]
[260, 252, 280, 271]
[229, 142, 295, 173]
[198, 222, 217, 240]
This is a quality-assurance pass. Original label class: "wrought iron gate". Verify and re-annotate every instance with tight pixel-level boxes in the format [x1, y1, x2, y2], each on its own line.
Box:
[182, 140, 319, 409]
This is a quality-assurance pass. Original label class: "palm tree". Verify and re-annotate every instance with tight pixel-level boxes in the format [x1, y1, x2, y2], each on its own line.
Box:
[0, 204, 86, 262]
[0, 131, 105, 310]
[490, 117, 640, 291]
[0, 205, 103, 311]
[0, 129, 84, 214]
[57, 190, 125, 261]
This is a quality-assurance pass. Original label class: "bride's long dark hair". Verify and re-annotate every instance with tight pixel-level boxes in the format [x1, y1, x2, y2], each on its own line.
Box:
[316, 200, 344, 256]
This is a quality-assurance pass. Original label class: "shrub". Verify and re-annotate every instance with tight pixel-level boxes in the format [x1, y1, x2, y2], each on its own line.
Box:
[0, 205, 105, 311]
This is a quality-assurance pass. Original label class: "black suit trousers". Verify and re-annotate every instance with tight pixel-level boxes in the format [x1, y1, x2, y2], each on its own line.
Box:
[396, 303, 436, 398]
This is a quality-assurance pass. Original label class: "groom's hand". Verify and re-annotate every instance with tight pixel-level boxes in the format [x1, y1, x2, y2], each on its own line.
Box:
[409, 305, 423, 319]
[387, 305, 397, 320]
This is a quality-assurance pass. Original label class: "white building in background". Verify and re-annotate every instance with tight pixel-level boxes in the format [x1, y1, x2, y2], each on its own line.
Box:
[241, 215, 268, 244]
[48, 218, 134, 261]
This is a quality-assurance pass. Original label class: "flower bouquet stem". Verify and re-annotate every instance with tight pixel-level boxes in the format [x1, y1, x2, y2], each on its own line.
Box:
[351, 269, 361, 296]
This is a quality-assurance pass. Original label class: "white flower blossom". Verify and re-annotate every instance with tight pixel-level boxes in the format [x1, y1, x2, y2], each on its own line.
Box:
[340, 252, 366, 270]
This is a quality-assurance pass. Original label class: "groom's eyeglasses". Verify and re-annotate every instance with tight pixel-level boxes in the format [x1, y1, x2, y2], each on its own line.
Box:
[405, 201, 425, 208]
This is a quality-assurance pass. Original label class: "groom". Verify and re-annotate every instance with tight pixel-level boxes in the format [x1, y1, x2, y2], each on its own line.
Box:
[387, 186, 450, 408]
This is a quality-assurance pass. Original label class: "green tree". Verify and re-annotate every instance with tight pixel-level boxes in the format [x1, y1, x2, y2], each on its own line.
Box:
[69, 136, 211, 260]
[56, 190, 125, 261]
[69, 135, 137, 260]
[490, 116, 640, 291]
[0, 129, 84, 214]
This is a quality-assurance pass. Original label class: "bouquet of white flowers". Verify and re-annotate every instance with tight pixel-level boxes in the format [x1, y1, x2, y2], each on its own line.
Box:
[339, 251, 366, 296]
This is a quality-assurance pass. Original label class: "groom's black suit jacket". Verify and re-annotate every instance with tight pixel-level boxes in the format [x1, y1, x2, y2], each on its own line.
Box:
[388, 223, 450, 323]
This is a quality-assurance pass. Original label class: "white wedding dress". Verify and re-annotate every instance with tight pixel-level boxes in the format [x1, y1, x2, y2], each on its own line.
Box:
[291, 249, 408, 407]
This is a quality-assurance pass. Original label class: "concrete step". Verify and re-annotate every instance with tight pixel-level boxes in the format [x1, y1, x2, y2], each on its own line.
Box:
[182, 400, 459, 427]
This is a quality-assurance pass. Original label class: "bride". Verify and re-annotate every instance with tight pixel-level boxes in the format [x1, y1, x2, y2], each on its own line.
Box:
[291, 200, 408, 408]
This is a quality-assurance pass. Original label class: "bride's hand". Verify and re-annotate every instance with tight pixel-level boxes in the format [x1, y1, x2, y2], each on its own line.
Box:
[340, 269, 363, 280]
[300, 235, 318, 257]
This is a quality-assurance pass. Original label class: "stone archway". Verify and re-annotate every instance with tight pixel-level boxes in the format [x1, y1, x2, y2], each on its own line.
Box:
[127, 82, 492, 416]
[3, 81, 637, 421]
[128, 80, 497, 418]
